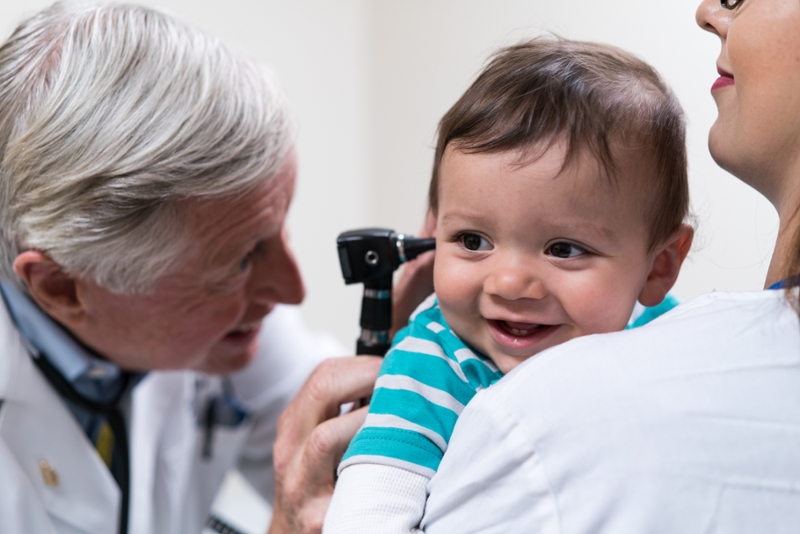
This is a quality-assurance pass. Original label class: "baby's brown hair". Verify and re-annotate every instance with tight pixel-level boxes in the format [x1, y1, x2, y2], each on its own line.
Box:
[430, 38, 689, 250]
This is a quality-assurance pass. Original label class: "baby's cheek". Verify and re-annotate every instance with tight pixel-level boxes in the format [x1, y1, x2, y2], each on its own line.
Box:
[572, 284, 638, 334]
[433, 258, 468, 307]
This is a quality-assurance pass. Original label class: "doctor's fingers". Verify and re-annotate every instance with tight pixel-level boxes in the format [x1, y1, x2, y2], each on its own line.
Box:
[301, 403, 370, 485]
[271, 405, 370, 534]
[392, 208, 436, 335]
[392, 250, 435, 335]
[270, 356, 378, 534]
[276, 356, 381, 443]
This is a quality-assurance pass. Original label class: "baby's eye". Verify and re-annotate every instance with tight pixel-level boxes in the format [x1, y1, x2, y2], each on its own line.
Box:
[459, 233, 491, 252]
[546, 242, 587, 259]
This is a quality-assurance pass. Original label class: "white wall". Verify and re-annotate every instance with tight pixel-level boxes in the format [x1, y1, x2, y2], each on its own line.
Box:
[1, 1, 777, 349]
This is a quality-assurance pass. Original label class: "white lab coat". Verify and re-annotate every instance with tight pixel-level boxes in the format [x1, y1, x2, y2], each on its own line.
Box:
[0, 300, 342, 534]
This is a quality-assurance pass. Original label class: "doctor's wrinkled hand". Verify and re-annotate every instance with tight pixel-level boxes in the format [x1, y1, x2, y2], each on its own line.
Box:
[268, 355, 382, 534]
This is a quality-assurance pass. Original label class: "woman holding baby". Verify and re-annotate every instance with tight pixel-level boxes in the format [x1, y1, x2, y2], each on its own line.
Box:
[0, 0, 792, 532]
[276, 0, 800, 532]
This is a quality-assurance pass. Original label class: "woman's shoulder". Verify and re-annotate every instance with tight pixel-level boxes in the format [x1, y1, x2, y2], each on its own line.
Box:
[434, 288, 800, 534]
[656, 287, 794, 316]
[618, 287, 795, 335]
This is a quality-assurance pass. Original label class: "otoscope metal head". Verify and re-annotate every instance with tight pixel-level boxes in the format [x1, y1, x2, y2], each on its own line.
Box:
[337, 228, 436, 357]
[337, 228, 435, 285]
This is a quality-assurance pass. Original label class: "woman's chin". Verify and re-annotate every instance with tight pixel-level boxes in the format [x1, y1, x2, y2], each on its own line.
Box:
[708, 118, 733, 164]
[708, 121, 747, 177]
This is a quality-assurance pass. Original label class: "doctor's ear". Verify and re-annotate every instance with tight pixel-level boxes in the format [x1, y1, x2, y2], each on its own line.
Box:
[13, 251, 87, 326]
[637, 224, 694, 308]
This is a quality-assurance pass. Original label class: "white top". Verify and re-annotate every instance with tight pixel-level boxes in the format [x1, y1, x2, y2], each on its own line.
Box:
[420, 289, 800, 533]
[0, 302, 341, 534]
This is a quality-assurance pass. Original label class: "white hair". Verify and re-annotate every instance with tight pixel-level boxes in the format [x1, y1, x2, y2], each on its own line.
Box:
[0, 2, 293, 293]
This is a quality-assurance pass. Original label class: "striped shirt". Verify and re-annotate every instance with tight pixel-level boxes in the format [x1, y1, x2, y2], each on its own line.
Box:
[339, 293, 680, 479]
[340, 295, 501, 478]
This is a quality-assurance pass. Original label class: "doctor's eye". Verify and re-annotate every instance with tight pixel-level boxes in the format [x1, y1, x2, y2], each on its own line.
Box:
[236, 252, 253, 273]
[458, 233, 491, 252]
[546, 242, 587, 259]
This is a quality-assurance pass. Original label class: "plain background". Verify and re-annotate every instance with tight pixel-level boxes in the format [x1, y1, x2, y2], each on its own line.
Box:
[0, 0, 778, 350]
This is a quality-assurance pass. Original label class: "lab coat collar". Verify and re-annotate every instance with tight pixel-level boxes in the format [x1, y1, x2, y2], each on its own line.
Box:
[0, 280, 127, 403]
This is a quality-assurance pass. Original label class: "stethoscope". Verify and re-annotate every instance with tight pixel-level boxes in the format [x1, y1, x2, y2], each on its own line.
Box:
[30, 352, 133, 534]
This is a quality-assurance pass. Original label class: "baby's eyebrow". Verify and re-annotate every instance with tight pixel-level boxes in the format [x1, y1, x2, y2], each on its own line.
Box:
[560, 222, 616, 239]
[439, 212, 491, 226]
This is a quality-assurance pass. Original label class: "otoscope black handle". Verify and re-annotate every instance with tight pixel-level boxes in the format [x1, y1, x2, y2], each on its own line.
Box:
[356, 276, 392, 356]
[336, 228, 436, 357]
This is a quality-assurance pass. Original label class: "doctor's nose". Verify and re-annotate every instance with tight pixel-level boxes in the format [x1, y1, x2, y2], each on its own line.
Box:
[247, 228, 306, 306]
[484, 260, 547, 302]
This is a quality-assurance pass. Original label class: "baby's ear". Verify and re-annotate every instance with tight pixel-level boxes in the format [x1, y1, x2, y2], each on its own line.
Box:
[638, 224, 694, 307]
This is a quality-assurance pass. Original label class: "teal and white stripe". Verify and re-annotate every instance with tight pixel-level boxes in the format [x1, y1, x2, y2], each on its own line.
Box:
[340, 297, 502, 478]
[374, 375, 466, 415]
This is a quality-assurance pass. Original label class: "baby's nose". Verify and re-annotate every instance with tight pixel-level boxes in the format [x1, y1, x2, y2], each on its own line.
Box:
[484, 263, 547, 301]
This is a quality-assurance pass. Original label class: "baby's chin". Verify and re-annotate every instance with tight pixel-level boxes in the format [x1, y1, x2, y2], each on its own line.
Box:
[487, 351, 537, 375]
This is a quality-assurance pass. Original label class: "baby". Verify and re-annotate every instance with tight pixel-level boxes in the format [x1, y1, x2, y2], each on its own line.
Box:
[324, 37, 693, 533]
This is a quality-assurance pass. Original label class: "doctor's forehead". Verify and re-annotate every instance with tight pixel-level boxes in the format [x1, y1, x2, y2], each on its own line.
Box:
[176, 162, 297, 271]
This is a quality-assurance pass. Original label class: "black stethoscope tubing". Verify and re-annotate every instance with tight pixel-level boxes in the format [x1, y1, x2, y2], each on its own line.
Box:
[30, 353, 131, 534]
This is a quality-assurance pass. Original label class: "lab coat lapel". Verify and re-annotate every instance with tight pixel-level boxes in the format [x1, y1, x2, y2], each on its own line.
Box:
[129, 370, 196, 534]
[129, 373, 168, 534]
[0, 307, 119, 534]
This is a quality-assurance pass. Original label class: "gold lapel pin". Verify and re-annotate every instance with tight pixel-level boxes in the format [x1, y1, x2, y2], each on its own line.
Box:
[39, 459, 59, 488]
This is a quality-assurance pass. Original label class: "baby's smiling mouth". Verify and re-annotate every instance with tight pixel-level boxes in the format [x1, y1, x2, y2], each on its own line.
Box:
[493, 319, 552, 337]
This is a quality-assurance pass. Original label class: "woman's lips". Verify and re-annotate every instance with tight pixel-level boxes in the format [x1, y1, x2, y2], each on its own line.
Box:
[712, 66, 734, 92]
[488, 319, 558, 350]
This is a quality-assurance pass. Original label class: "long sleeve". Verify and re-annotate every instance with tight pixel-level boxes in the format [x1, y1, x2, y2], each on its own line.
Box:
[324, 464, 428, 534]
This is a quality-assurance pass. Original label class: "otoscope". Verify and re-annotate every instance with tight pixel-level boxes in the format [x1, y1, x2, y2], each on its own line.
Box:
[337, 228, 436, 356]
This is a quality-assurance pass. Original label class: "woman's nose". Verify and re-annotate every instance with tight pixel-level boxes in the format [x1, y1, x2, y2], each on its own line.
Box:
[248, 229, 306, 306]
[484, 260, 547, 302]
[696, 0, 730, 38]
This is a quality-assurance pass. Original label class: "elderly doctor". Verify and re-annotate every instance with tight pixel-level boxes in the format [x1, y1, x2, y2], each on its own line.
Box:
[0, 3, 382, 534]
